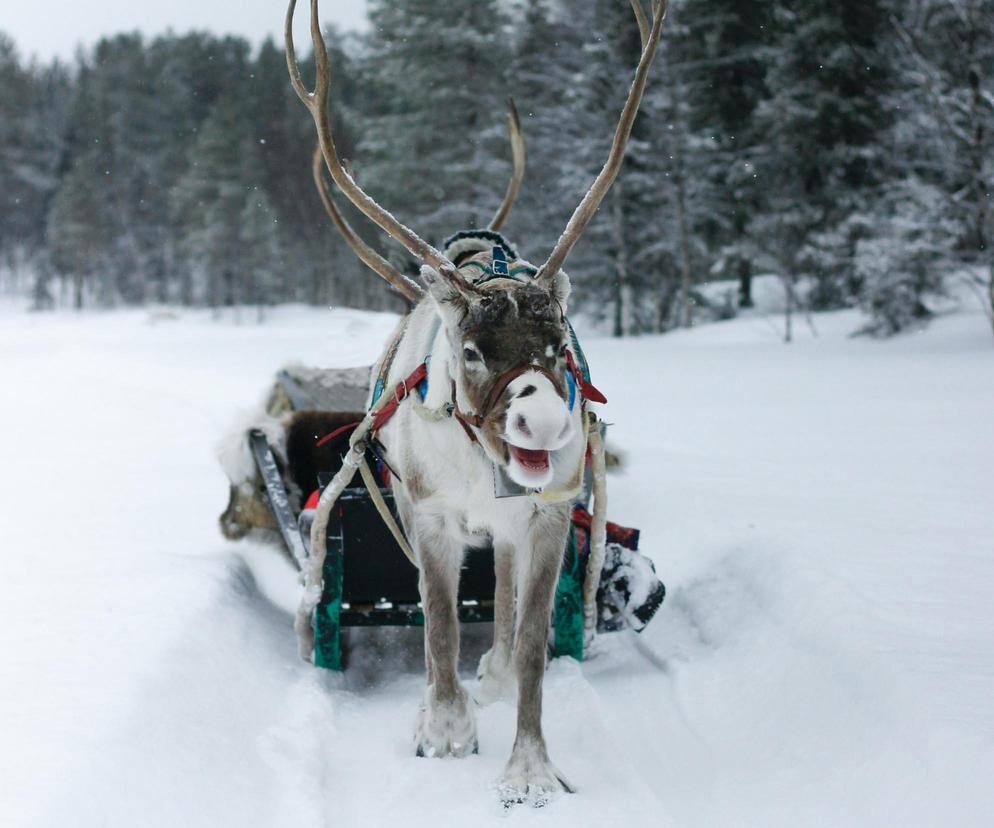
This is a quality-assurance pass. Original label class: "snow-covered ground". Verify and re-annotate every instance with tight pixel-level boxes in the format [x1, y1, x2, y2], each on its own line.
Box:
[1, 299, 992, 827]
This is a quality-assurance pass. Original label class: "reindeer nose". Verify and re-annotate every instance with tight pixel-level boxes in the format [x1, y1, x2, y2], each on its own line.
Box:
[504, 370, 574, 450]
[514, 414, 532, 438]
[506, 397, 571, 449]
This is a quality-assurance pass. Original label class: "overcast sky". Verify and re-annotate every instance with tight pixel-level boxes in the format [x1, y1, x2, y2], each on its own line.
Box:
[3, 0, 369, 63]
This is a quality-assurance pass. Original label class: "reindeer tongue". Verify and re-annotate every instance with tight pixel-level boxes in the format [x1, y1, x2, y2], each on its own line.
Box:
[509, 445, 550, 472]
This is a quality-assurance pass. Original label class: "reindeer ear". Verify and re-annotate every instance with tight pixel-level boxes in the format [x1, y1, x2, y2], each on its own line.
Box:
[421, 264, 477, 313]
[549, 268, 571, 313]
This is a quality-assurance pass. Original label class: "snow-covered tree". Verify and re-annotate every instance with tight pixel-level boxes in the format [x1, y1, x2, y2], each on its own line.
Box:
[239, 189, 285, 321]
[1, 0, 988, 332]
[503, 0, 589, 263]
[46, 153, 112, 309]
[551, 0, 678, 336]
[746, 0, 895, 333]
[360, 0, 513, 249]
[851, 180, 957, 336]
[890, 0, 994, 334]
[0, 35, 69, 293]
[170, 98, 264, 308]
[674, 0, 775, 313]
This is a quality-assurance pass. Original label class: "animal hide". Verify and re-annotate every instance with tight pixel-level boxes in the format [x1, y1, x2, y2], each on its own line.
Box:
[216, 364, 372, 543]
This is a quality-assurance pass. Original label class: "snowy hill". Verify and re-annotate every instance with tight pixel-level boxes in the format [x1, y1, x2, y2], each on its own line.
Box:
[1, 301, 992, 826]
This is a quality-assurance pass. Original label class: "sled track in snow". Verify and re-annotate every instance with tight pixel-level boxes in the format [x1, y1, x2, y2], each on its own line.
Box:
[172, 558, 688, 825]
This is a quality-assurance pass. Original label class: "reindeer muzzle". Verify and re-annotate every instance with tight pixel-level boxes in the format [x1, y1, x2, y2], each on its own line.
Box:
[453, 363, 566, 432]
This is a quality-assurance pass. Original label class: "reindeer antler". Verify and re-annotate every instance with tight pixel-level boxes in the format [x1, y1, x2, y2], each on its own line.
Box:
[489, 97, 526, 232]
[285, 0, 461, 286]
[537, 0, 667, 284]
[310, 146, 424, 302]
[313, 95, 524, 295]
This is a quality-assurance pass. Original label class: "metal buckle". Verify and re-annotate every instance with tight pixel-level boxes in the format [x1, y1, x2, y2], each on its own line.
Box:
[393, 381, 409, 404]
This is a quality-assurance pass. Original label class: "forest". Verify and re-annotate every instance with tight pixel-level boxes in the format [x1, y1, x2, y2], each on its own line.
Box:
[0, 0, 991, 336]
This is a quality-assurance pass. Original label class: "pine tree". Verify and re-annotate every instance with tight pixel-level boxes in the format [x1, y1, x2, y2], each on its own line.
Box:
[851, 179, 956, 335]
[47, 153, 112, 309]
[170, 98, 266, 308]
[0, 34, 33, 284]
[251, 36, 315, 305]
[751, 0, 895, 316]
[504, 0, 592, 264]
[675, 0, 775, 312]
[0, 36, 69, 291]
[893, 0, 993, 259]
[239, 189, 285, 321]
[361, 0, 513, 249]
[2, 0, 986, 332]
[548, 0, 667, 335]
[890, 0, 994, 335]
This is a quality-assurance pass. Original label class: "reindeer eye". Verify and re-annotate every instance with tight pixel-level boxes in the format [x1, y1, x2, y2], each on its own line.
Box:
[463, 347, 482, 363]
[558, 343, 568, 358]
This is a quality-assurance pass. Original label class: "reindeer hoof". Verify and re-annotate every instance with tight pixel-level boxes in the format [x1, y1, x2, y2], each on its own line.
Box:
[496, 746, 574, 808]
[497, 778, 572, 810]
[475, 648, 516, 706]
[414, 685, 478, 759]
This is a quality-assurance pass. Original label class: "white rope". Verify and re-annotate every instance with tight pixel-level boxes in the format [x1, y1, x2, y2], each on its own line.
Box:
[582, 412, 608, 646]
[294, 381, 398, 662]
[294, 432, 365, 662]
[358, 454, 417, 566]
[410, 396, 452, 423]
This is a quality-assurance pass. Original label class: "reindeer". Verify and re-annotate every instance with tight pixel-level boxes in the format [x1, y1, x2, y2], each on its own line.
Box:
[285, 0, 666, 803]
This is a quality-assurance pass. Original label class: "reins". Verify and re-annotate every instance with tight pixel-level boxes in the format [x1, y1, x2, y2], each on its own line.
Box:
[451, 362, 567, 441]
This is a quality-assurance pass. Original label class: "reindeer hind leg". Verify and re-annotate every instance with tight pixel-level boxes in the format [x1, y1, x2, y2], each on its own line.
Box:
[477, 540, 516, 705]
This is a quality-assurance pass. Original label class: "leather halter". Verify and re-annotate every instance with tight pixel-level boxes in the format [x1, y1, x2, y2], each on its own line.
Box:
[451, 363, 567, 443]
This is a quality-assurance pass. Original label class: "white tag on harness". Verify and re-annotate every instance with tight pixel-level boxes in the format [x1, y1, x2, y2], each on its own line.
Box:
[492, 461, 534, 498]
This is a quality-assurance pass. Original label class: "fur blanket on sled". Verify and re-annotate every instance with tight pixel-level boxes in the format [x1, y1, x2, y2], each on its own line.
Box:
[216, 363, 372, 545]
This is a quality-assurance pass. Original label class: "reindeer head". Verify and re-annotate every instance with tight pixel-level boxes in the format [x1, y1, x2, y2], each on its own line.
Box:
[422, 237, 573, 487]
[287, 0, 667, 482]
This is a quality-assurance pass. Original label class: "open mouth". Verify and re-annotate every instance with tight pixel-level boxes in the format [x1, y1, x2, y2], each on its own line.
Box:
[508, 444, 550, 474]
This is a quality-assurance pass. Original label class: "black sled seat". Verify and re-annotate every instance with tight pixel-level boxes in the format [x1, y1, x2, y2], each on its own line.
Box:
[316, 483, 499, 628]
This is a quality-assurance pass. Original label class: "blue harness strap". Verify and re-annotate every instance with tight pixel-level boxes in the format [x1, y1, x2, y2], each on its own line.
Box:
[372, 369, 428, 407]
[371, 317, 437, 409]
[371, 376, 385, 407]
[566, 320, 592, 385]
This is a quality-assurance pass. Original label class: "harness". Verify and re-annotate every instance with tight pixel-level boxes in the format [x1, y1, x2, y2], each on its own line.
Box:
[294, 241, 612, 663]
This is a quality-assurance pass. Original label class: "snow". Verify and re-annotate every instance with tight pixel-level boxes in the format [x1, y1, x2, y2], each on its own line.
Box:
[1, 299, 992, 826]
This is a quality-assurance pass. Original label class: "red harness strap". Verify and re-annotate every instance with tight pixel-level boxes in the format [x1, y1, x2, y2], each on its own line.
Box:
[314, 420, 361, 448]
[566, 350, 608, 405]
[334, 349, 602, 447]
[370, 362, 429, 433]
[313, 362, 428, 448]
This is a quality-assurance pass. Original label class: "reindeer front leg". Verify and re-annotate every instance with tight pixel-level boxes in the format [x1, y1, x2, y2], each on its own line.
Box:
[413, 516, 478, 758]
[498, 504, 575, 804]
